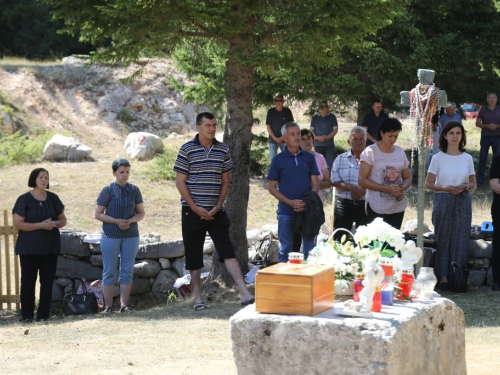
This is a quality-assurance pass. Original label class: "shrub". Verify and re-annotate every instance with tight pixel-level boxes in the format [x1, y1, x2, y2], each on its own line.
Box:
[250, 132, 270, 177]
[118, 108, 135, 124]
[0, 130, 53, 168]
[146, 146, 179, 181]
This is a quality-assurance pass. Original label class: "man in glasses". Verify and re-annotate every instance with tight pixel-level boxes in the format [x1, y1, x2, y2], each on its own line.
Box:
[266, 95, 294, 160]
[362, 99, 389, 146]
[268, 122, 319, 263]
[310, 100, 338, 171]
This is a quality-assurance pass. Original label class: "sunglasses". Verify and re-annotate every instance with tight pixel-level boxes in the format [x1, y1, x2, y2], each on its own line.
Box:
[274, 99, 284, 102]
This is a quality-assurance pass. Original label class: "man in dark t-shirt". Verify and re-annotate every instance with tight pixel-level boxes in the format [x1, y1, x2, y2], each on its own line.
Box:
[266, 95, 294, 160]
[362, 99, 389, 146]
[489, 153, 500, 290]
[476, 92, 500, 185]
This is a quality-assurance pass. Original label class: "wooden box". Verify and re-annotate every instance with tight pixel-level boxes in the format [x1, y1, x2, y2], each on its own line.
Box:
[255, 263, 335, 316]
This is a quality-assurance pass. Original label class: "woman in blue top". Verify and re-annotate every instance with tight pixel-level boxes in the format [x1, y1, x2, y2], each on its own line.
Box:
[95, 159, 145, 314]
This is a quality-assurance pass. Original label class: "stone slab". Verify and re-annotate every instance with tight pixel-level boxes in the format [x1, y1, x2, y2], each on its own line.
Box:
[230, 298, 465, 375]
[136, 239, 185, 259]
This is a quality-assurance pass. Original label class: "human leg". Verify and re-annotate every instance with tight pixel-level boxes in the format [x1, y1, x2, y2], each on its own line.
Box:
[432, 194, 454, 279]
[117, 236, 140, 308]
[277, 214, 294, 263]
[478, 137, 491, 183]
[269, 142, 279, 160]
[19, 255, 40, 321]
[36, 253, 58, 320]
[224, 258, 254, 303]
[100, 236, 121, 309]
[302, 235, 316, 259]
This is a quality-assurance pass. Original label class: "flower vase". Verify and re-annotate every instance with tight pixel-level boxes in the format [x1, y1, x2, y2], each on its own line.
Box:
[415, 267, 437, 300]
[335, 280, 354, 296]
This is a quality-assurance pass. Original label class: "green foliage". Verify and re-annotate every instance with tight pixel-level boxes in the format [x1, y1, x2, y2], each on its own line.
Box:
[0, 0, 94, 59]
[0, 130, 53, 167]
[250, 132, 270, 177]
[146, 146, 179, 181]
[1, 104, 16, 119]
[117, 108, 134, 124]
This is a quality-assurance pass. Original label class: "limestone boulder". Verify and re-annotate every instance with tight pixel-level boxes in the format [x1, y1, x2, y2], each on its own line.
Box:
[51, 281, 64, 302]
[468, 257, 490, 270]
[203, 240, 215, 254]
[468, 270, 486, 287]
[247, 229, 262, 248]
[136, 239, 185, 259]
[97, 86, 133, 113]
[43, 134, 92, 162]
[131, 278, 152, 295]
[60, 230, 92, 257]
[159, 258, 172, 269]
[90, 243, 101, 254]
[56, 256, 103, 281]
[172, 257, 186, 277]
[89, 255, 103, 267]
[56, 277, 73, 287]
[469, 239, 492, 258]
[151, 270, 178, 294]
[134, 259, 162, 278]
[261, 224, 278, 239]
[141, 232, 162, 244]
[404, 219, 431, 235]
[124, 132, 164, 160]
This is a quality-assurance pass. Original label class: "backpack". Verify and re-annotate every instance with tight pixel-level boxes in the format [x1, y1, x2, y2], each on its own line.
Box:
[249, 235, 272, 269]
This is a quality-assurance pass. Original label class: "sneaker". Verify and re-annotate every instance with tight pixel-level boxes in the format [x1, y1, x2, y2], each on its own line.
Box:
[101, 306, 113, 314]
[119, 305, 134, 313]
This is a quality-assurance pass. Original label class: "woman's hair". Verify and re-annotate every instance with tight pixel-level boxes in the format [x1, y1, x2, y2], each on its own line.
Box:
[300, 128, 314, 141]
[376, 118, 403, 141]
[28, 168, 49, 188]
[112, 158, 131, 172]
[439, 121, 467, 153]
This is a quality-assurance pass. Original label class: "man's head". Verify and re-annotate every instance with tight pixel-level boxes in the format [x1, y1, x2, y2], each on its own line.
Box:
[281, 122, 301, 148]
[320, 101, 329, 114]
[274, 95, 285, 110]
[347, 126, 367, 154]
[372, 99, 383, 115]
[445, 102, 456, 117]
[487, 92, 498, 107]
[196, 112, 217, 141]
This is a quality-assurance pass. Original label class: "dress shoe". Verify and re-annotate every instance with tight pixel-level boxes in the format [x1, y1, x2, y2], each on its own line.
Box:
[492, 283, 500, 291]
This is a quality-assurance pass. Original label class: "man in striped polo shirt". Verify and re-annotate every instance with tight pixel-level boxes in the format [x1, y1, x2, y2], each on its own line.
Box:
[174, 112, 255, 311]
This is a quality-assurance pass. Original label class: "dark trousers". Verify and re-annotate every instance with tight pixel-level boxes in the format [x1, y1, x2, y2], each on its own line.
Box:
[366, 203, 405, 230]
[333, 198, 370, 241]
[19, 254, 58, 320]
[492, 217, 500, 284]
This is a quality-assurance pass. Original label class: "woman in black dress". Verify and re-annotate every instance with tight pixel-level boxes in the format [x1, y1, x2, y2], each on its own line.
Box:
[13, 168, 67, 322]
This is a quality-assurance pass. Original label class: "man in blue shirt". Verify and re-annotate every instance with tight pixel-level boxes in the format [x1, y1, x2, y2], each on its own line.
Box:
[476, 92, 500, 185]
[268, 122, 319, 262]
[311, 101, 338, 171]
[362, 99, 389, 147]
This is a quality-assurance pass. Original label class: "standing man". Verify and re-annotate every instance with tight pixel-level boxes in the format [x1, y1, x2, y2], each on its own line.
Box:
[476, 92, 500, 185]
[266, 95, 294, 160]
[331, 126, 369, 240]
[362, 99, 389, 147]
[268, 122, 319, 262]
[489, 153, 500, 291]
[310, 100, 338, 171]
[174, 112, 255, 311]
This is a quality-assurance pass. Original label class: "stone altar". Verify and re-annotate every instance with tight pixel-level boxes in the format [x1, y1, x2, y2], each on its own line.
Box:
[230, 297, 465, 375]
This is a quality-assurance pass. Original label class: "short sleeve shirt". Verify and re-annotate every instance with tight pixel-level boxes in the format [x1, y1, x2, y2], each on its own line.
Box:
[362, 111, 389, 146]
[310, 112, 338, 147]
[331, 150, 362, 200]
[360, 144, 409, 214]
[490, 153, 500, 215]
[96, 182, 143, 238]
[266, 107, 294, 142]
[173, 134, 233, 209]
[267, 147, 319, 215]
[428, 152, 475, 190]
[12, 191, 65, 255]
[477, 106, 500, 137]
[438, 113, 462, 131]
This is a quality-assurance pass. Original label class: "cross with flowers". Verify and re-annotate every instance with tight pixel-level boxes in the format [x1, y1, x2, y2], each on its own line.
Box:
[400, 69, 447, 266]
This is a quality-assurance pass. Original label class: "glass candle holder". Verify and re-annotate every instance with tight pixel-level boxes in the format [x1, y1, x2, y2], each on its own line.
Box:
[288, 252, 304, 264]
[353, 272, 365, 302]
[371, 285, 382, 312]
[416, 267, 437, 300]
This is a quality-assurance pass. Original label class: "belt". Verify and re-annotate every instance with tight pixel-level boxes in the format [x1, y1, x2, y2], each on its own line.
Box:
[336, 196, 365, 206]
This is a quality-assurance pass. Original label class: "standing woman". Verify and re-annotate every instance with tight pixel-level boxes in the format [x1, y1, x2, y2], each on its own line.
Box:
[425, 121, 476, 291]
[13, 168, 67, 322]
[358, 118, 412, 229]
[95, 159, 145, 314]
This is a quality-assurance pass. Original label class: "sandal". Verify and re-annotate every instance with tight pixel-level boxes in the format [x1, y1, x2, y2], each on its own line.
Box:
[194, 302, 207, 311]
[241, 298, 255, 307]
[119, 305, 135, 313]
[101, 306, 113, 315]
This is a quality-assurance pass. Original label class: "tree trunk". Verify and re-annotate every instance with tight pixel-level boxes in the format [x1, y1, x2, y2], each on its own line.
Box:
[210, 38, 254, 286]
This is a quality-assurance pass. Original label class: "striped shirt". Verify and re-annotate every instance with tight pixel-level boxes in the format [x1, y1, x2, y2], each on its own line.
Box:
[96, 182, 143, 238]
[331, 150, 363, 200]
[173, 134, 233, 209]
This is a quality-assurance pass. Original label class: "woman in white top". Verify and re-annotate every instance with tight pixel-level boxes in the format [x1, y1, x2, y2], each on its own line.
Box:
[425, 121, 476, 292]
[358, 118, 412, 229]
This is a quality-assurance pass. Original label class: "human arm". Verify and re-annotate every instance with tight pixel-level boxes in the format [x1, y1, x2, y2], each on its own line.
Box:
[424, 172, 464, 195]
[13, 213, 61, 231]
[311, 175, 319, 194]
[266, 124, 283, 144]
[491, 178, 500, 195]
[363, 126, 377, 144]
[268, 180, 306, 212]
[207, 171, 230, 216]
[319, 168, 332, 190]
[175, 172, 213, 220]
[476, 114, 498, 131]
[358, 162, 408, 197]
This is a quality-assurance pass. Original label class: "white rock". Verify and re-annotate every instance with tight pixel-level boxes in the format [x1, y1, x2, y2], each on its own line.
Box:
[43, 134, 92, 161]
[246, 229, 262, 248]
[98, 86, 133, 113]
[124, 131, 164, 160]
[159, 258, 172, 270]
[203, 240, 215, 254]
[261, 224, 278, 239]
[404, 219, 431, 235]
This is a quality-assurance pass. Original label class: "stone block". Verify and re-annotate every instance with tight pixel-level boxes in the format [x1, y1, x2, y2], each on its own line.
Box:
[404, 219, 431, 235]
[468, 239, 492, 258]
[468, 257, 490, 270]
[247, 229, 262, 248]
[89, 255, 103, 266]
[60, 230, 92, 257]
[159, 258, 172, 269]
[172, 257, 186, 277]
[134, 259, 162, 278]
[230, 298, 465, 375]
[468, 270, 486, 287]
[141, 232, 161, 244]
[90, 243, 101, 254]
[151, 270, 178, 294]
[56, 277, 72, 287]
[51, 281, 64, 302]
[261, 224, 278, 239]
[56, 256, 103, 281]
[131, 278, 152, 295]
[136, 239, 185, 259]
[203, 240, 215, 254]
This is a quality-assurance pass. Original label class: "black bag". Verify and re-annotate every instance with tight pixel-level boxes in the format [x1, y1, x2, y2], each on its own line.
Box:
[448, 261, 469, 293]
[62, 277, 99, 316]
[249, 235, 272, 269]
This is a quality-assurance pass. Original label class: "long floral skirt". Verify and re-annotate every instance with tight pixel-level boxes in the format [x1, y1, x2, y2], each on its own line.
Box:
[432, 192, 471, 278]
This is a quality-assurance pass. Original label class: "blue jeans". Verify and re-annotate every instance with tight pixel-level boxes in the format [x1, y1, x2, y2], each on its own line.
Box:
[101, 236, 140, 286]
[277, 214, 315, 263]
[269, 142, 285, 160]
[478, 136, 500, 183]
[314, 145, 336, 172]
